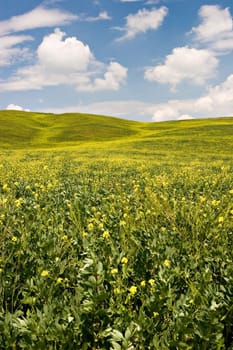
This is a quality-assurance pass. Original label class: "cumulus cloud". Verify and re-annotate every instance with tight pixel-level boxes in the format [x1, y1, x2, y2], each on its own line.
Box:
[152, 74, 233, 121]
[6, 104, 30, 111]
[79, 62, 127, 91]
[0, 6, 78, 36]
[144, 46, 218, 88]
[152, 106, 178, 121]
[0, 29, 127, 92]
[37, 28, 93, 73]
[116, 7, 168, 41]
[0, 35, 33, 66]
[191, 5, 233, 52]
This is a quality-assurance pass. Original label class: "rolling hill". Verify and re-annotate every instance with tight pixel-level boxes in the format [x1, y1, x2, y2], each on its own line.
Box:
[0, 110, 233, 164]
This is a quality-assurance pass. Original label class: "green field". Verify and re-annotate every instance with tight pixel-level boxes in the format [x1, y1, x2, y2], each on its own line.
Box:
[0, 111, 233, 349]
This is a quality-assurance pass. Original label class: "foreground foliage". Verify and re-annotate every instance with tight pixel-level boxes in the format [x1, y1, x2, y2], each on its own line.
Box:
[0, 150, 233, 349]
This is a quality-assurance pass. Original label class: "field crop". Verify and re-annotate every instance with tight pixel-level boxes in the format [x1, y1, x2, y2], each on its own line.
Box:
[0, 112, 233, 349]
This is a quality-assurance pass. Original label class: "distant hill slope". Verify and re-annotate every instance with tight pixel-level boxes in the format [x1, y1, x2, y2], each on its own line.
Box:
[0, 111, 233, 158]
[0, 111, 140, 148]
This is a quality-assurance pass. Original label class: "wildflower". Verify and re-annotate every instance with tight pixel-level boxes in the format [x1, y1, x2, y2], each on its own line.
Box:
[98, 222, 104, 229]
[114, 288, 120, 295]
[200, 196, 206, 203]
[111, 268, 118, 275]
[140, 280, 146, 287]
[82, 231, 88, 238]
[229, 189, 233, 194]
[129, 286, 137, 296]
[15, 198, 23, 207]
[11, 236, 18, 242]
[153, 312, 159, 317]
[41, 270, 49, 277]
[148, 279, 155, 287]
[121, 257, 128, 264]
[218, 216, 224, 223]
[47, 183, 53, 190]
[56, 277, 63, 284]
[163, 259, 171, 268]
[3, 184, 9, 192]
[61, 235, 68, 241]
[87, 223, 94, 231]
[102, 230, 110, 239]
[120, 220, 126, 227]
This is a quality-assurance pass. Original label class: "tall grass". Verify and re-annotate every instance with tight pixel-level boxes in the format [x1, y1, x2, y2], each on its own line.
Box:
[0, 113, 233, 348]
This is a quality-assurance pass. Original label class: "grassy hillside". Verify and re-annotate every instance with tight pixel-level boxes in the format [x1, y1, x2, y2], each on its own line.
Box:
[1, 111, 233, 348]
[0, 111, 138, 148]
[0, 110, 232, 165]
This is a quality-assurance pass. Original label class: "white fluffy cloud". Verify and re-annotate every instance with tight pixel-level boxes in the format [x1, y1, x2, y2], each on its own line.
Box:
[152, 74, 233, 121]
[144, 46, 218, 88]
[79, 62, 128, 91]
[191, 5, 233, 52]
[117, 7, 168, 41]
[37, 28, 93, 73]
[6, 104, 30, 111]
[0, 6, 78, 36]
[0, 29, 127, 92]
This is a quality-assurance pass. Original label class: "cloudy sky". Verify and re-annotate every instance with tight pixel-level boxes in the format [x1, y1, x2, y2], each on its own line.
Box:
[0, 0, 233, 121]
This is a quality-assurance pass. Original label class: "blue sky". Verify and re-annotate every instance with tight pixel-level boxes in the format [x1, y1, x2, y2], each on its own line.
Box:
[0, 0, 233, 121]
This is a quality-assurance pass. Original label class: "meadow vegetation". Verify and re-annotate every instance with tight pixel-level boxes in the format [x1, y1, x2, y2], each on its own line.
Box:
[0, 111, 233, 349]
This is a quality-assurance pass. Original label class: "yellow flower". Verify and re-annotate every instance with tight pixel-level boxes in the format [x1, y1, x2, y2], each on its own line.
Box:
[200, 196, 206, 203]
[102, 230, 110, 239]
[121, 257, 128, 264]
[87, 223, 94, 231]
[3, 184, 9, 192]
[148, 279, 155, 287]
[98, 222, 103, 229]
[114, 288, 120, 295]
[129, 286, 137, 295]
[229, 189, 233, 194]
[41, 270, 49, 277]
[140, 280, 146, 287]
[120, 220, 126, 227]
[56, 277, 63, 284]
[15, 198, 23, 207]
[111, 268, 118, 275]
[11, 236, 18, 242]
[163, 259, 171, 268]
[218, 216, 224, 223]
[153, 312, 159, 317]
[61, 235, 68, 241]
